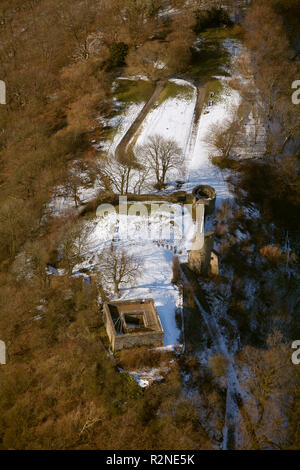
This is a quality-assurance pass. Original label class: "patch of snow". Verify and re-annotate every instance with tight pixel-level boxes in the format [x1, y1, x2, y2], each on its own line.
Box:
[115, 241, 181, 346]
[117, 75, 149, 82]
[129, 367, 170, 388]
[47, 265, 59, 275]
[33, 315, 43, 321]
[184, 80, 241, 206]
[89, 205, 197, 253]
[100, 102, 146, 155]
[152, 344, 182, 353]
[75, 211, 185, 346]
[131, 75, 240, 205]
[235, 229, 248, 241]
[134, 81, 197, 162]
[222, 39, 242, 58]
[158, 6, 177, 19]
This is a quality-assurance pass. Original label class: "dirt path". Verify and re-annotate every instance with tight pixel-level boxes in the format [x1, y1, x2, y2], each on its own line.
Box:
[194, 83, 207, 125]
[115, 78, 205, 167]
[185, 83, 206, 166]
[115, 80, 167, 162]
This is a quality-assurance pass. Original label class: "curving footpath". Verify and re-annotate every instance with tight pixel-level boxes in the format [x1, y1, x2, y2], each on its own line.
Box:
[115, 79, 167, 162]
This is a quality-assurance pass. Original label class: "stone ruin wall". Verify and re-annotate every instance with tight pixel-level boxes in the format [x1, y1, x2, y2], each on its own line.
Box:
[113, 331, 164, 352]
[103, 301, 164, 352]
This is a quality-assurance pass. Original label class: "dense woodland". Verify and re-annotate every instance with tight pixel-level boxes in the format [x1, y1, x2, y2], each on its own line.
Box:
[0, 0, 300, 450]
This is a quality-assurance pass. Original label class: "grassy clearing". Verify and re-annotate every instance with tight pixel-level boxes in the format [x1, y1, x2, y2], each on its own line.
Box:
[101, 79, 156, 146]
[102, 79, 156, 147]
[115, 79, 156, 104]
[200, 24, 243, 42]
[189, 26, 242, 82]
[204, 78, 224, 106]
[190, 40, 230, 82]
[157, 81, 194, 105]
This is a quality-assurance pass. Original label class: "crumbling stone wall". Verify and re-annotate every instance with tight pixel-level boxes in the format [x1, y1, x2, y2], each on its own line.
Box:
[103, 303, 116, 346]
[103, 300, 164, 352]
[192, 185, 216, 215]
[188, 231, 215, 275]
[113, 331, 163, 352]
[210, 250, 219, 275]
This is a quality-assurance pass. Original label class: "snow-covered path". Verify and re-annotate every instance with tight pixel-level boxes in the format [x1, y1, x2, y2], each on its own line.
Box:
[131, 77, 240, 206]
[183, 80, 240, 206]
[101, 101, 146, 155]
[135, 79, 197, 159]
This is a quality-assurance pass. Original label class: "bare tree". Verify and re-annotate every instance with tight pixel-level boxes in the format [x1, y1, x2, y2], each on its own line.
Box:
[93, 152, 149, 195]
[236, 331, 292, 449]
[97, 0, 162, 46]
[57, 160, 93, 208]
[133, 161, 151, 194]
[94, 156, 132, 195]
[98, 243, 142, 293]
[18, 240, 51, 287]
[126, 41, 169, 82]
[136, 135, 183, 189]
[121, 0, 162, 46]
[205, 118, 242, 160]
[59, 220, 92, 275]
[0, 198, 36, 260]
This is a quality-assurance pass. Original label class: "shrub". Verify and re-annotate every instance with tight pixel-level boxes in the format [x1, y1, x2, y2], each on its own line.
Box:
[105, 42, 129, 71]
[208, 354, 229, 378]
[117, 347, 172, 370]
[194, 7, 233, 34]
[260, 245, 288, 267]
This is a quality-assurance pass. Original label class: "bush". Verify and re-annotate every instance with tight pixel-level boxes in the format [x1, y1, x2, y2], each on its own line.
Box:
[194, 7, 233, 34]
[208, 354, 229, 378]
[117, 347, 172, 370]
[105, 42, 129, 71]
[259, 245, 288, 267]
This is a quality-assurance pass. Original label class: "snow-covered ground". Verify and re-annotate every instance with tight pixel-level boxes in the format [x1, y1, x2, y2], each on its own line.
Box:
[93, 200, 197, 250]
[117, 240, 181, 346]
[75, 211, 187, 346]
[48, 40, 245, 352]
[132, 76, 240, 207]
[80, 65, 240, 348]
[98, 101, 146, 155]
[46, 101, 146, 217]
[73, 197, 206, 347]
[184, 79, 241, 207]
[134, 79, 197, 159]
[45, 182, 100, 218]
[47, 72, 241, 216]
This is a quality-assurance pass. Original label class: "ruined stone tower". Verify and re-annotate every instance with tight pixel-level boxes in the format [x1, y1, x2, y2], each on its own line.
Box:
[188, 185, 218, 276]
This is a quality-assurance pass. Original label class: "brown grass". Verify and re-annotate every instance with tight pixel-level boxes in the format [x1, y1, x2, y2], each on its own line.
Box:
[117, 346, 173, 370]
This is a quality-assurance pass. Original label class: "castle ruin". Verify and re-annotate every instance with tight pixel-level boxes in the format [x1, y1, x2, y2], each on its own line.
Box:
[103, 299, 164, 352]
